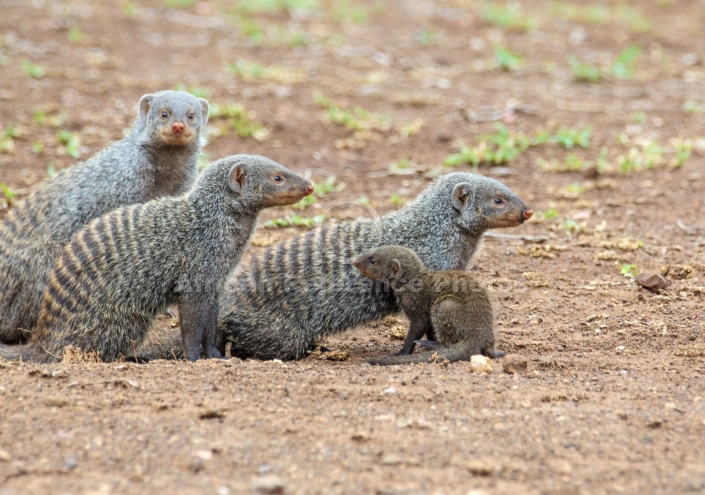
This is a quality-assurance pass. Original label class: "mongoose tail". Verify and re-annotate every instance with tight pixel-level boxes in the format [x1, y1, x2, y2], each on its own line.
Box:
[367, 340, 504, 365]
[0, 90, 209, 344]
[1, 155, 312, 363]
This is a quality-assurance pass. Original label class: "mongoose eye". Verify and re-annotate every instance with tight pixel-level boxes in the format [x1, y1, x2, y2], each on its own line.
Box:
[272, 175, 283, 182]
[187, 113, 195, 121]
[161, 111, 169, 119]
[493, 197, 504, 205]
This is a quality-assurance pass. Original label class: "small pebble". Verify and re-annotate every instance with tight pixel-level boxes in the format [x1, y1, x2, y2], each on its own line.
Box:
[501, 354, 528, 374]
[635, 273, 669, 292]
[252, 475, 285, 495]
[470, 355, 492, 374]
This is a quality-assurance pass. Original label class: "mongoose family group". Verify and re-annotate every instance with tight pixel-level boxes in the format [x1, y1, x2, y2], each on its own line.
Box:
[0, 155, 313, 363]
[0, 89, 533, 365]
[353, 245, 501, 365]
[134, 172, 532, 361]
[0, 90, 209, 344]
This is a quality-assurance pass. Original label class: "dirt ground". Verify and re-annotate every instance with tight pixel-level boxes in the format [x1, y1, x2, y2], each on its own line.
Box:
[1, 1, 705, 494]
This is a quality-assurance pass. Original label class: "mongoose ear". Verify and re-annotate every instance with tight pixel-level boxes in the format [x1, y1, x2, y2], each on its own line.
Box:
[228, 163, 246, 193]
[138, 94, 155, 124]
[451, 183, 474, 211]
[198, 98, 210, 126]
[389, 259, 402, 279]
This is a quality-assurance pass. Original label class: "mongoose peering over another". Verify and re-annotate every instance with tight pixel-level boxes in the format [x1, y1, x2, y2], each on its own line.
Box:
[0, 155, 314, 363]
[135, 172, 532, 361]
[354, 245, 502, 365]
[0, 90, 209, 344]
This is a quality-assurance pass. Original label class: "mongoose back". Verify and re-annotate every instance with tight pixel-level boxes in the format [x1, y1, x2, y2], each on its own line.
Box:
[0, 90, 209, 344]
[0, 154, 313, 363]
[136, 172, 531, 361]
[354, 245, 501, 365]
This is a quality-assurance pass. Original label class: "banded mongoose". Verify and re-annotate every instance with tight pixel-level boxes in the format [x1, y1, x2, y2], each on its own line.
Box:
[0, 154, 314, 363]
[353, 245, 502, 365]
[0, 90, 209, 344]
[134, 172, 532, 361]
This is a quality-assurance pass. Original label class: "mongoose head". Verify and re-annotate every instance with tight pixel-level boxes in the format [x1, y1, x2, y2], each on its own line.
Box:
[203, 154, 314, 211]
[353, 245, 425, 281]
[138, 90, 210, 147]
[446, 174, 532, 232]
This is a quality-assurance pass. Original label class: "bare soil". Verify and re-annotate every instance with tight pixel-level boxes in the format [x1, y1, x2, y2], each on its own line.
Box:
[1, 1, 704, 494]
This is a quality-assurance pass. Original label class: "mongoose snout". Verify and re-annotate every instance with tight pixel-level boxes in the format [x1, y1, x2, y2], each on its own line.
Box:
[263, 174, 314, 206]
[522, 208, 533, 221]
[352, 252, 391, 280]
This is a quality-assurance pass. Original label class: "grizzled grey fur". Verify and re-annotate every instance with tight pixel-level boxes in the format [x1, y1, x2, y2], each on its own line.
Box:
[136, 172, 531, 362]
[0, 90, 209, 344]
[0, 155, 313, 363]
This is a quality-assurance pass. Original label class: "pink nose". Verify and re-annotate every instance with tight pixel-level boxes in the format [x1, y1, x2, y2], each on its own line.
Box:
[172, 122, 184, 133]
[523, 209, 533, 220]
[305, 185, 315, 194]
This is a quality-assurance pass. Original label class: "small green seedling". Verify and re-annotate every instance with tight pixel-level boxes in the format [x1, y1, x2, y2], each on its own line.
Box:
[264, 213, 325, 229]
[209, 103, 269, 140]
[415, 28, 435, 45]
[541, 209, 560, 220]
[481, 3, 536, 31]
[390, 193, 404, 206]
[494, 46, 522, 71]
[0, 125, 17, 153]
[21, 60, 46, 79]
[569, 57, 602, 82]
[314, 93, 388, 132]
[67, 28, 84, 44]
[0, 183, 18, 206]
[552, 127, 591, 150]
[56, 130, 81, 159]
[162, 0, 196, 8]
[621, 264, 639, 277]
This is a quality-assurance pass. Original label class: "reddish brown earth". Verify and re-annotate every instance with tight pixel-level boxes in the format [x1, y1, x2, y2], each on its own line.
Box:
[1, 1, 704, 494]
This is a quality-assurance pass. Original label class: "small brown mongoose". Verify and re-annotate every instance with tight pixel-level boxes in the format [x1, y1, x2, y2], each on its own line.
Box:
[0, 90, 209, 344]
[0, 154, 313, 363]
[353, 245, 502, 365]
[134, 172, 532, 361]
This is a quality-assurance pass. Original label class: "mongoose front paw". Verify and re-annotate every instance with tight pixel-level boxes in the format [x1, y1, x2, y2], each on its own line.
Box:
[206, 347, 223, 359]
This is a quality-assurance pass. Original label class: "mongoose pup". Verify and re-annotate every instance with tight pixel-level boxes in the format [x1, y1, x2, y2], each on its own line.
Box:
[135, 172, 532, 361]
[0, 155, 313, 363]
[0, 90, 209, 344]
[353, 245, 501, 365]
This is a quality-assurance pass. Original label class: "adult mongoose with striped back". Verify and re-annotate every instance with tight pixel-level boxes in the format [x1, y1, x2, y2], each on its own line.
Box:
[134, 172, 532, 361]
[353, 245, 501, 365]
[0, 90, 209, 344]
[0, 155, 314, 363]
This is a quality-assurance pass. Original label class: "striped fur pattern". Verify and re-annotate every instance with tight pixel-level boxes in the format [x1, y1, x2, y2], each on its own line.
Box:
[0, 154, 312, 363]
[0, 90, 209, 344]
[215, 172, 530, 360]
[355, 245, 499, 365]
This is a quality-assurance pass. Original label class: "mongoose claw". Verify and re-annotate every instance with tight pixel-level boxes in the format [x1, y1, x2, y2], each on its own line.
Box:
[414, 339, 439, 350]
